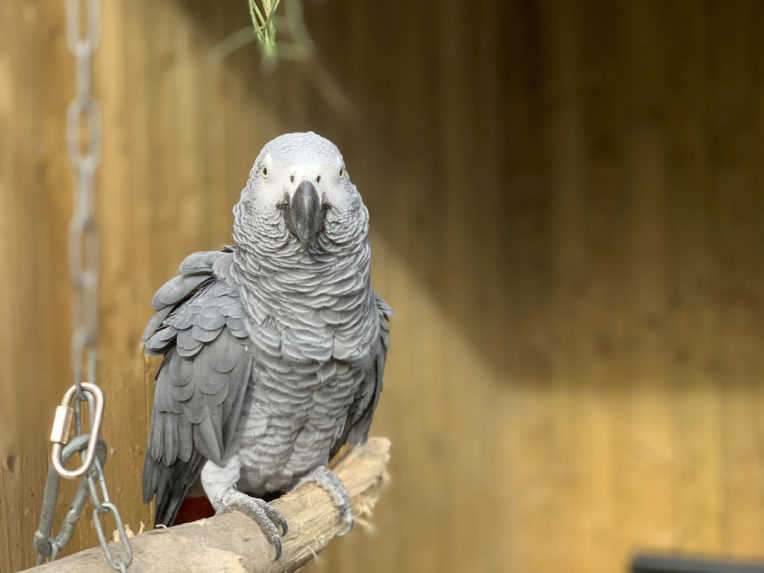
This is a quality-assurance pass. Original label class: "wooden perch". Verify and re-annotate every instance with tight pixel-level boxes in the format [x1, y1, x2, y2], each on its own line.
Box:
[26, 437, 391, 573]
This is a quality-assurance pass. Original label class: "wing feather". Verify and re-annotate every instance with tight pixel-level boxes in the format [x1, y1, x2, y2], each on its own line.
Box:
[142, 249, 252, 526]
[331, 292, 392, 458]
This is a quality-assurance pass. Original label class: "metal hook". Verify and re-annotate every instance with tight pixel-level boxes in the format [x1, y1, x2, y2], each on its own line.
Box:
[50, 382, 104, 479]
[34, 434, 108, 564]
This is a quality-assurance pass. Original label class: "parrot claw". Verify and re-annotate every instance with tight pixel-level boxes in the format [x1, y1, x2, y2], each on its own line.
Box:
[271, 535, 282, 562]
[217, 490, 288, 560]
[295, 465, 354, 535]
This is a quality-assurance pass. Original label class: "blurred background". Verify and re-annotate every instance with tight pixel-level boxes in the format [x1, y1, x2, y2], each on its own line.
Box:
[2, 1, 764, 571]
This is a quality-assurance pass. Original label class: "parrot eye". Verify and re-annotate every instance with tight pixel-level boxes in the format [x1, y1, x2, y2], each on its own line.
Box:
[261, 166, 269, 178]
[339, 167, 345, 178]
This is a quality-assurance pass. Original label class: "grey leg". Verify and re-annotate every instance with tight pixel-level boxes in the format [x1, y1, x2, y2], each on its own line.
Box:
[294, 465, 353, 534]
[201, 457, 288, 560]
[217, 489, 288, 559]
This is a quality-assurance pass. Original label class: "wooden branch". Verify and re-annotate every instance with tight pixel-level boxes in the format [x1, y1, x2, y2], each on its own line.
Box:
[26, 437, 391, 573]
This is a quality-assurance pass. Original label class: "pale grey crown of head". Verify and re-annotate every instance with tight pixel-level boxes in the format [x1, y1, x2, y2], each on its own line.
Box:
[253, 131, 344, 169]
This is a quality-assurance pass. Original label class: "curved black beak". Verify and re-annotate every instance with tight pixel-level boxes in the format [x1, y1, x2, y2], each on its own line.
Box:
[284, 180, 324, 246]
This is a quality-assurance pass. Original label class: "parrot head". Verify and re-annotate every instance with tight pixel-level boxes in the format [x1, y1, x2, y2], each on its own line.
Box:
[234, 132, 364, 250]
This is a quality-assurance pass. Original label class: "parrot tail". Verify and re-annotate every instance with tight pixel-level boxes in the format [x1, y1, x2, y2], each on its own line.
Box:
[142, 450, 205, 527]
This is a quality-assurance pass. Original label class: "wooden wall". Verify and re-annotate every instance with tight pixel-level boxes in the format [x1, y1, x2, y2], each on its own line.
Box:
[2, 1, 764, 571]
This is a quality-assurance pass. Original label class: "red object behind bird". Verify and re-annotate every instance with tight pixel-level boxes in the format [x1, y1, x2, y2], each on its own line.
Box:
[172, 496, 215, 525]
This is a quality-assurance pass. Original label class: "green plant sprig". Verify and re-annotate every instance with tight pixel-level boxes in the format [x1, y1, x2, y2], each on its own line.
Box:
[249, 0, 281, 62]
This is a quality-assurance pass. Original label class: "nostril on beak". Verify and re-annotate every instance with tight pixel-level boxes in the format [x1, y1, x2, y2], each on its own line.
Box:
[316, 175, 321, 183]
[290, 175, 294, 183]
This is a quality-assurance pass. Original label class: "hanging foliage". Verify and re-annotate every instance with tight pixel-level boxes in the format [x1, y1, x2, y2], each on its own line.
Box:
[209, 0, 313, 66]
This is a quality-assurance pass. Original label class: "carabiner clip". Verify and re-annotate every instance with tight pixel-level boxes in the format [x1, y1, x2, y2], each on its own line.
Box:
[50, 382, 104, 479]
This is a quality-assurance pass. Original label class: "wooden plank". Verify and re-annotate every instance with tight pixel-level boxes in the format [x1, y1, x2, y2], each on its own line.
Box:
[538, 1, 586, 570]
[615, 0, 674, 559]
[665, 0, 722, 555]
[475, 2, 524, 572]
[0, 2, 17, 567]
[0, 1, 73, 570]
[436, 0, 486, 570]
[709, 0, 764, 555]
[94, 0, 155, 549]
[746, 2, 764, 557]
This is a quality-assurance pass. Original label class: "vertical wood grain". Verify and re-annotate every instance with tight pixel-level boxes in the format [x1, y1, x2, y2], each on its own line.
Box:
[710, 0, 763, 555]
[541, 1, 593, 570]
[618, 0, 674, 557]
[0, 2, 73, 569]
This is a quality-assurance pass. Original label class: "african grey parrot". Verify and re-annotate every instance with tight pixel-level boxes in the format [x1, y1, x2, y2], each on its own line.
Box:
[141, 132, 391, 557]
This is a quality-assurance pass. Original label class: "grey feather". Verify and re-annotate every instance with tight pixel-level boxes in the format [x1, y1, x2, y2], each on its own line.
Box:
[178, 416, 193, 462]
[197, 308, 226, 331]
[170, 379, 195, 403]
[142, 306, 173, 342]
[145, 329, 176, 354]
[179, 250, 228, 275]
[191, 323, 222, 343]
[152, 274, 211, 310]
[342, 292, 391, 448]
[195, 414, 222, 462]
[175, 331, 203, 358]
[143, 249, 252, 525]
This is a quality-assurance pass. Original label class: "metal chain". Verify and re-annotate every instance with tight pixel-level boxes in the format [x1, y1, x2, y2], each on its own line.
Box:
[88, 458, 133, 573]
[34, 1, 132, 570]
[67, 0, 101, 401]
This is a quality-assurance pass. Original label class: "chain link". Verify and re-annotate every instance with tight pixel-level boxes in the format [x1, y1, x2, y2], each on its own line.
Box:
[88, 458, 133, 572]
[67, 0, 101, 398]
[34, 1, 132, 570]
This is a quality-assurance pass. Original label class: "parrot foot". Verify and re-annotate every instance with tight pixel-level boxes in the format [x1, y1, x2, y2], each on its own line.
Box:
[295, 465, 354, 534]
[217, 489, 288, 560]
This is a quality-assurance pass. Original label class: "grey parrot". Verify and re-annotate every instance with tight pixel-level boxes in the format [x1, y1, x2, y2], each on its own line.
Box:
[141, 132, 391, 558]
